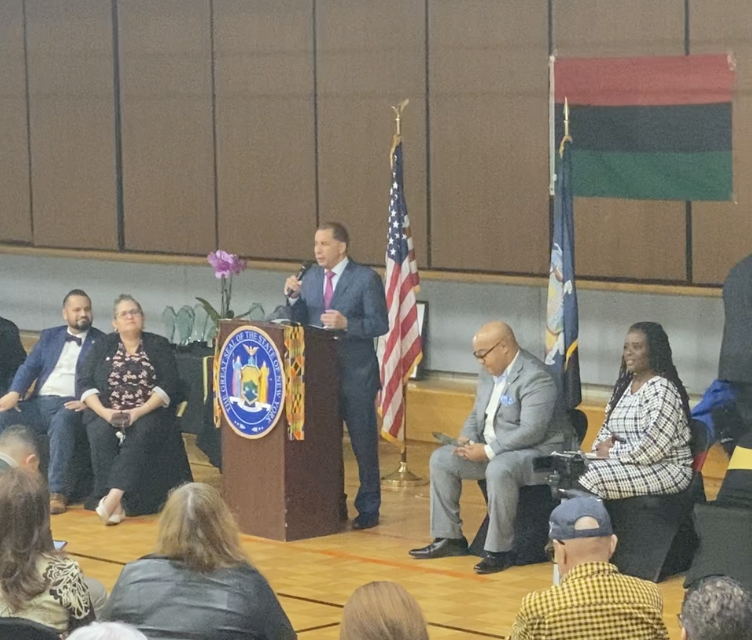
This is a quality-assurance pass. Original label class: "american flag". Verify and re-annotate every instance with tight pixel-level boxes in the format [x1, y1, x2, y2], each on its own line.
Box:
[378, 138, 422, 448]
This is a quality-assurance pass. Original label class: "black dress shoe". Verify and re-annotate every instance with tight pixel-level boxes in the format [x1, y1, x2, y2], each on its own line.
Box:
[474, 551, 515, 574]
[352, 513, 379, 530]
[409, 537, 469, 559]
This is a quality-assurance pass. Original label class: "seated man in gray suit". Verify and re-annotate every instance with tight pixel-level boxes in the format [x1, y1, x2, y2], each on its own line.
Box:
[410, 321, 572, 574]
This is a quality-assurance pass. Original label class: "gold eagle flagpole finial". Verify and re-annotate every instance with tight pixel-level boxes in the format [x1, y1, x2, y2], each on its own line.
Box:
[559, 97, 572, 157]
[392, 98, 409, 136]
[390, 99, 409, 165]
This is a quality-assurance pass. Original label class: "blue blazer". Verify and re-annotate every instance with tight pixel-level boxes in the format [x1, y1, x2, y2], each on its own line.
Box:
[10, 325, 104, 398]
[290, 261, 388, 393]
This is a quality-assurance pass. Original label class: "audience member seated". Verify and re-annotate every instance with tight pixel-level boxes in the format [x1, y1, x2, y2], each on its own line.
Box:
[102, 482, 296, 640]
[0, 468, 95, 634]
[0, 425, 39, 472]
[680, 576, 752, 640]
[409, 321, 573, 574]
[78, 294, 180, 526]
[508, 497, 668, 640]
[68, 622, 147, 640]
[578, 322, 693, 499]
[0, 290, 102, 515]
[340, 581, 428, 640]
[0, 315, 25, 396]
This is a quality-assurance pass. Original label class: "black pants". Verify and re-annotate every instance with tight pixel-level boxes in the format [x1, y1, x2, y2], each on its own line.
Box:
[87, 410, 166, 495]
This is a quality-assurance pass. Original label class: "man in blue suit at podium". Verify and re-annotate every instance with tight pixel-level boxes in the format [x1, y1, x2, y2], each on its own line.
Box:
[285, 222, 389, 530]
[0, 289, 103, 514]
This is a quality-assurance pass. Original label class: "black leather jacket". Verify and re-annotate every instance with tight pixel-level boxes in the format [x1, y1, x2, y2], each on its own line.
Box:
[102, 556, 297, 640]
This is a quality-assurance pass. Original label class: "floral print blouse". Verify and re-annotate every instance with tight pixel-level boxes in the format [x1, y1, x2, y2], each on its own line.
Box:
[107, 342, 157, 410]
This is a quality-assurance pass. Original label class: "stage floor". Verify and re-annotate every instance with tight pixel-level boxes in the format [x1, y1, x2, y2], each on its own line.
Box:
[52, 437, 708, 639]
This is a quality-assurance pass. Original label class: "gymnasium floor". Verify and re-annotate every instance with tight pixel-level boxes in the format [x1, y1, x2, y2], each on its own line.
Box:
[52, 437, 704, 639]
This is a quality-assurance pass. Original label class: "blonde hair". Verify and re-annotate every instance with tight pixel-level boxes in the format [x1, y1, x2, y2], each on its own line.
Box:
[154, 483, 248, 572]
[340, 581, 429, 640]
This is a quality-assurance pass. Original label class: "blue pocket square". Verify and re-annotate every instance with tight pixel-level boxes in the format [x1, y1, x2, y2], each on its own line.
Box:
[500, 395, 516, 406]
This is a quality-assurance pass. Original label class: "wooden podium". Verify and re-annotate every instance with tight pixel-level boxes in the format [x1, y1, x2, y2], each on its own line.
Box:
[217, 320, 343, 541]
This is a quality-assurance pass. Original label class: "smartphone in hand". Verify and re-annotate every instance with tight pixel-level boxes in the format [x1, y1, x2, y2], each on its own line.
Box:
[432, 432, 463, 447]
[111, 412, 131, 429]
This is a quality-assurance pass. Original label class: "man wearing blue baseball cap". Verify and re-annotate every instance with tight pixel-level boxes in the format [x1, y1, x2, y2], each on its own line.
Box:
[509, 497, 668, 640]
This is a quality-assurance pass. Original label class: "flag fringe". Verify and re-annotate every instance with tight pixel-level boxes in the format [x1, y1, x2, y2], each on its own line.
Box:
[380, 429, 405, 452]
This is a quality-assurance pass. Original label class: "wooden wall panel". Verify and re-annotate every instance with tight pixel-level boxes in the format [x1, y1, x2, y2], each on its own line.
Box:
[25, 0, 118, 249]
[119, 0, 215, 255]
[429, 0, 549, 274]
[0, 0, 31, 243]
[214, 0, 316, 261]
[554, 0, 687, 281]
[316, 0, 427, 267]
[690, 0, 752, 285]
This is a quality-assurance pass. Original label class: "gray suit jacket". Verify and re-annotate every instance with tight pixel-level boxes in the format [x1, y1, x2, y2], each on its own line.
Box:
[719, 253, 752, 383]
[460, 349, 573, 464]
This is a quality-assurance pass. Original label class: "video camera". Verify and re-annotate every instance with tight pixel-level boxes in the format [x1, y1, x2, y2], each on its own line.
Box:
[533, 451, 590, 498]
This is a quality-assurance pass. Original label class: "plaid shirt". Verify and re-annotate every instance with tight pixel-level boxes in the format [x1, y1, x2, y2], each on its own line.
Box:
[579, 376, 693, 499]
[508, 562, 668, 640]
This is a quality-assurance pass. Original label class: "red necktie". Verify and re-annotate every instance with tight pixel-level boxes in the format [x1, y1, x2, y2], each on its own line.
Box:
[324, 270, 335, 309]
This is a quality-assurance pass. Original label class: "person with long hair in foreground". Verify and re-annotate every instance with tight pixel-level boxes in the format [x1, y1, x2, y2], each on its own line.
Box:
[0, 468, 95, 633]
[340, 581, 429, 640]
[103, 482, 296, 640]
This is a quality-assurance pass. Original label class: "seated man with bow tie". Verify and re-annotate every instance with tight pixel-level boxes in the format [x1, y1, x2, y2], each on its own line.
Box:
[409, 321, 573, 574]
[0, 290, 104, 514]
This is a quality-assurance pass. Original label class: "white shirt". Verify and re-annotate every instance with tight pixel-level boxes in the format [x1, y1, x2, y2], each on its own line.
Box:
[483, 349, 520, 460]
[38, 330, 88, 398]
[289, 257, 349, 306]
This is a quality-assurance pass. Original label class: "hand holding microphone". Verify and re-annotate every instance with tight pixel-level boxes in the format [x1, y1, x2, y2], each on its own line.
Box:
[285, 262, 313, 298]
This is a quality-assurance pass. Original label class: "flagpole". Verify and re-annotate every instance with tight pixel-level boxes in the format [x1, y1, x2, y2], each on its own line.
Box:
[381, 385, 427, 488]
[381, 99, 428, 490]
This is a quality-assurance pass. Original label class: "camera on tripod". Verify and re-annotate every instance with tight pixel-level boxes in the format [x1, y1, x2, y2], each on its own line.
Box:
[533, 451, 590, 498]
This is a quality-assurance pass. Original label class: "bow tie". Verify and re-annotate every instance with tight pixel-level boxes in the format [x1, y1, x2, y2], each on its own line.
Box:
[65, 334, 83, 347]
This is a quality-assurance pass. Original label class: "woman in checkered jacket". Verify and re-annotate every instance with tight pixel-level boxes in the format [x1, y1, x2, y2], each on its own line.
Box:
[578, 322, 693, 499]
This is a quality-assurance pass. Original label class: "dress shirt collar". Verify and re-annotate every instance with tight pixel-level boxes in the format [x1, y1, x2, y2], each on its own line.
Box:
[327, 256, 349, 278]
[493, 348, 520, 386]
[560, 561, 619, 586]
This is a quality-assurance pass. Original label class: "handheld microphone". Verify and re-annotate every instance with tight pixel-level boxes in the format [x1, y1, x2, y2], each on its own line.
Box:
[286, 262, 313, 297]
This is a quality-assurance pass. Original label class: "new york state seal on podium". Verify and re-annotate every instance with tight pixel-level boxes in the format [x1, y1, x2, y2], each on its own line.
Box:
[217, 326, 286, 439]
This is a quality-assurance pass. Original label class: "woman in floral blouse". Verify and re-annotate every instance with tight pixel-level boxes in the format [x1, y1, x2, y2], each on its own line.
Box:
[0, 468, 95, 633]
[78, 295, 180, 526]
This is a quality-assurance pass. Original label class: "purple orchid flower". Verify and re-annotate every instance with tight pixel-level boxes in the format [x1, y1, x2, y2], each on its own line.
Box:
[201, 250, 248, 322]
[208, 250, 245, 279]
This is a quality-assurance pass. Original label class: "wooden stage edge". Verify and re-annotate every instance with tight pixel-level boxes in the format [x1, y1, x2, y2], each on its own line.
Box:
[0, 243, 722, 297]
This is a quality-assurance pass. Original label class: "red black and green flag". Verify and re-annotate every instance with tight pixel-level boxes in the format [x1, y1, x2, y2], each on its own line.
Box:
[553, 55, 735, 201]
